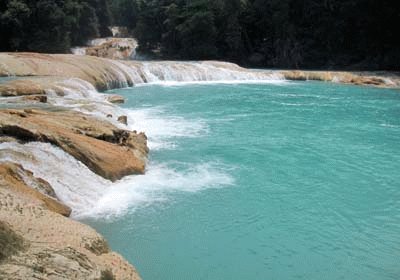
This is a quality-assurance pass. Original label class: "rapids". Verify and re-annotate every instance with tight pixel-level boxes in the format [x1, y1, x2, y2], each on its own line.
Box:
[0, 62, 281, 217]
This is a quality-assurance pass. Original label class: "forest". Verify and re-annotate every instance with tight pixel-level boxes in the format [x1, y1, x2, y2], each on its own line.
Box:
[0, 0, 399, 69]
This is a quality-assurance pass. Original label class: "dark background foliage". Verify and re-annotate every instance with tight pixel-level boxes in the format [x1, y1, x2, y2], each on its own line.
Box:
[1, 0, 399, 69]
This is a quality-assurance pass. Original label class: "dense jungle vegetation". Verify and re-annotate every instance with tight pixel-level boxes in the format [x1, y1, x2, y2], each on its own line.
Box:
[1, 0, 399, 69]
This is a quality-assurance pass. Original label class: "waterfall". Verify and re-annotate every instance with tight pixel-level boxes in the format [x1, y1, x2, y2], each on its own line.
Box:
[123, 61, 285, 85]
[0, 141, 109, 215]
[71, 47, 86, 56]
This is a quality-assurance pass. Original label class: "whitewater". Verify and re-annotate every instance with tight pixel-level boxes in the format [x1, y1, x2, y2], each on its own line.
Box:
[0, 61, 283, 219]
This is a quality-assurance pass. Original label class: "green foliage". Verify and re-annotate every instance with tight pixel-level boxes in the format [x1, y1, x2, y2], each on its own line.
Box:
[0, 0, 113, 52]
[67, 1, 100, 46]
[176, 7, 217, 59]
[111, 0, 399, 69]
[110, 0, 138, 30]
[89, 0, 112, 37]
[1, 0, 399, 69]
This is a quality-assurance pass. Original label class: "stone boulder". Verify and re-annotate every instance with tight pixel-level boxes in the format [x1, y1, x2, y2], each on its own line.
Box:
[84, 38, 137, 60]
[0, 109, 148, 181]
[107, 94, 125, 104]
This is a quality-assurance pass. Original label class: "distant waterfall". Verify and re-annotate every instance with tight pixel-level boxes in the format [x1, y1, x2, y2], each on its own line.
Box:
[124, 61, 284, 85]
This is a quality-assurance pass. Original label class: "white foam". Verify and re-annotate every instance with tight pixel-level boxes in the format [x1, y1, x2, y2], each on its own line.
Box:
[126, 107, 208, 150]
[130, 61, 285, 85]
[134, 79, 288, 87]
[71, 47, 86, 56]
[380, 123, 400, 128]
[45, 78, 129, 129]
[0, 142, 234, 219]
[80, 161, 234, 219]
[0, 142, 109, 214]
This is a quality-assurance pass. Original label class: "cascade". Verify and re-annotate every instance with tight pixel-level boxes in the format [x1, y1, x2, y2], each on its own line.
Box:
[128, 61, 285, 84]
[1, 60, 277, 219]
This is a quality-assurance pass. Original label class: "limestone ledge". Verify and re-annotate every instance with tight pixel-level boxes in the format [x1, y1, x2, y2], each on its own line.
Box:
[0, 112, 145, 278]
[0, 182, 140, 280]
[280, 70, 400, 88]
[0, 109, 148, 181]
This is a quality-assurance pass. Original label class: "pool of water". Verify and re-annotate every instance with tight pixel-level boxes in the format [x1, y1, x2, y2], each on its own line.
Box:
[87, 81, 400, 280]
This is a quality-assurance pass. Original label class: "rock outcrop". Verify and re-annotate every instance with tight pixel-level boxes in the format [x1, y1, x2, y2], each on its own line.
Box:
[0, 109, 148, 181]
[107, 94, 125, 104]
[0, 53, 136, 90]
[0, 186, 140, 279]
[280, 70, 398, 87]
[72, 38, 137, 60]
[85, 38, 137, 60]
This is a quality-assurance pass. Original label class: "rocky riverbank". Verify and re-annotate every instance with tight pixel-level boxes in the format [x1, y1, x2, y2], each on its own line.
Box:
[0, 52, 399, 279]
[0, 53, 149, 279]
[0, 111, 146, 279]
[0, 160, 141, 279]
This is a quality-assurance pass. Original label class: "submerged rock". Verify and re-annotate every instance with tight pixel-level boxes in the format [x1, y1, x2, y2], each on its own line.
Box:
[118, 115, 128, 125]
[107, 94, 125, 104]
[0, 109, 148, 181]
[22, 94, 47, 103]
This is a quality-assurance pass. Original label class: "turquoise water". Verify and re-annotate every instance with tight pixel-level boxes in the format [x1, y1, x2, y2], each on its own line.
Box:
[89, 81, 400, 280]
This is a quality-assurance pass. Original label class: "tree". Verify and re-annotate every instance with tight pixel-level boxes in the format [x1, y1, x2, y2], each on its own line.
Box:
[176, 2, 217, 59]
[26, 0, 70, 53]
[111, 0, 139, 30]
[0, 0, 31, 50]
[67, 1, 100, 46]
[89, 0, 112, 37]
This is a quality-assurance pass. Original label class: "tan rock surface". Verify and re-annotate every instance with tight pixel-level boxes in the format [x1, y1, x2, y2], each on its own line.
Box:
[107, 94, 125, 104]
[279, 70, 399, 87]
[85, 38, 137, 60]
[0, 109, 148, 181]
[21, 94, 47, 103]
[0, 53, 133, 90]
[0, 162, 71, 216]
[0, 186, 141, 280]
[0, 79, 46, 96]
